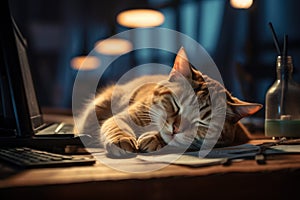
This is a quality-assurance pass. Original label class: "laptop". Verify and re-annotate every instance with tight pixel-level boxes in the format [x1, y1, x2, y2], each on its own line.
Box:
[0, 0, 90, 150]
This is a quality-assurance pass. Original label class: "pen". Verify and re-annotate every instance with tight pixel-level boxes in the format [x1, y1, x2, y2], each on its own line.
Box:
[255, 137, 287, 164]
[54, 123, 65, 134]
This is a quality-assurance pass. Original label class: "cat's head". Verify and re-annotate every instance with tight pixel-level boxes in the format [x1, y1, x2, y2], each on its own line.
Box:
[151, 47, 262, 149]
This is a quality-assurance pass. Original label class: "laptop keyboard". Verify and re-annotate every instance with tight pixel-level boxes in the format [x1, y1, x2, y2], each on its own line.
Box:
[0, 147, 96, 168]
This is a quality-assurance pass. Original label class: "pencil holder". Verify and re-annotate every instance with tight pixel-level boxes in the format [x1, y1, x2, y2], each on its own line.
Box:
[265, 56, 300, 137]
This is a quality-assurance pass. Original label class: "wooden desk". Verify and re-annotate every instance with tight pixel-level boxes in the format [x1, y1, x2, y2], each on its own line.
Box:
[1, 139, 300, 200]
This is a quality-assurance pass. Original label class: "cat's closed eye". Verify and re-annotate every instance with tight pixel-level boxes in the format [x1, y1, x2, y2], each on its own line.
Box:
[195, 120, 209, 127]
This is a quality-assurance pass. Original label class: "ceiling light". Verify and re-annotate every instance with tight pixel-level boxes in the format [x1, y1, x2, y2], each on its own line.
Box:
[70, 55, 100, 70]
[94, 38, 133, 55]
[117, 9, 165, 28]
[230, 0, 253, 9]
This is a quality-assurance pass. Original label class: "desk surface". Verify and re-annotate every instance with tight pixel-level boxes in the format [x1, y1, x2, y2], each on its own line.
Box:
[1, 114, 300, 199]
[1, 139, 300, 199]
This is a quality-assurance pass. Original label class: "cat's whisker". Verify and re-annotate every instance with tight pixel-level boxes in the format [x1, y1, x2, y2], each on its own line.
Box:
[149, 111, 164, 119]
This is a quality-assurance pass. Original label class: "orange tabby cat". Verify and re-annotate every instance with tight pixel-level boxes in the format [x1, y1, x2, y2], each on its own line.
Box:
[77, 48, 262, 157]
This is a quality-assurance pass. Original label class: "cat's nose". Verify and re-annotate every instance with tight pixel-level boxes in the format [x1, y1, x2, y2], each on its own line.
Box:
[172, 123, 179, 134]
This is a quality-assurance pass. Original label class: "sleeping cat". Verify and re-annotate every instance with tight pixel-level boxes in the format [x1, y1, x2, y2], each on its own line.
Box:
[76, 47, 262, 157]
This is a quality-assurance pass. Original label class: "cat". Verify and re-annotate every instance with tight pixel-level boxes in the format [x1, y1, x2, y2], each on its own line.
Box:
[76, 47, 262, 157]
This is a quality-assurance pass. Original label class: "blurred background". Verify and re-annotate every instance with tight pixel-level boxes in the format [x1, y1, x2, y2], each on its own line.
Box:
[8, 0, 300, 130]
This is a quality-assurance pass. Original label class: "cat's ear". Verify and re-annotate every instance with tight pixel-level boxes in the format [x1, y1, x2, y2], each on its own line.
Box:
[169, 47, 193, 81]
[227, 96, 263, 123]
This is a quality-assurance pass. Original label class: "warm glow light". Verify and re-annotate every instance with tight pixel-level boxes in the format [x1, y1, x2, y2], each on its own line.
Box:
[230, 0, 253, 9]
[94, 38, 133, 55]
[71, 55, 100, 70]
[117, 9, 165, 28]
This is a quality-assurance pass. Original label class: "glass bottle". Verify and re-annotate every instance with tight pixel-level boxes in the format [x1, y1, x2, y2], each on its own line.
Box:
[265, 56, 300, 137]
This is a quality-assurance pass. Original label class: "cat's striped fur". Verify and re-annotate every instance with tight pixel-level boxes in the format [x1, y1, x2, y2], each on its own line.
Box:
[77, 48, 262, 157]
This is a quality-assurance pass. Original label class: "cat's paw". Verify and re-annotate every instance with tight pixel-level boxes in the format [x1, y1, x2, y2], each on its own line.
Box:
[138, 132, 166, 153]
[105, 136, 138, 158]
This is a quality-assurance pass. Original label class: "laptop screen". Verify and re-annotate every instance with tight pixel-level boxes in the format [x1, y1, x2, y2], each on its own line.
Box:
[13, 20, 43, 127]
[0, 0, 44, 137]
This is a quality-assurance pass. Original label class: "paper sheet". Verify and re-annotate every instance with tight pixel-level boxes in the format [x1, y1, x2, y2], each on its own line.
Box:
[138, 144, 300, 167]
[137, 154, 226, 167]
[268, 145, 300, 153]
